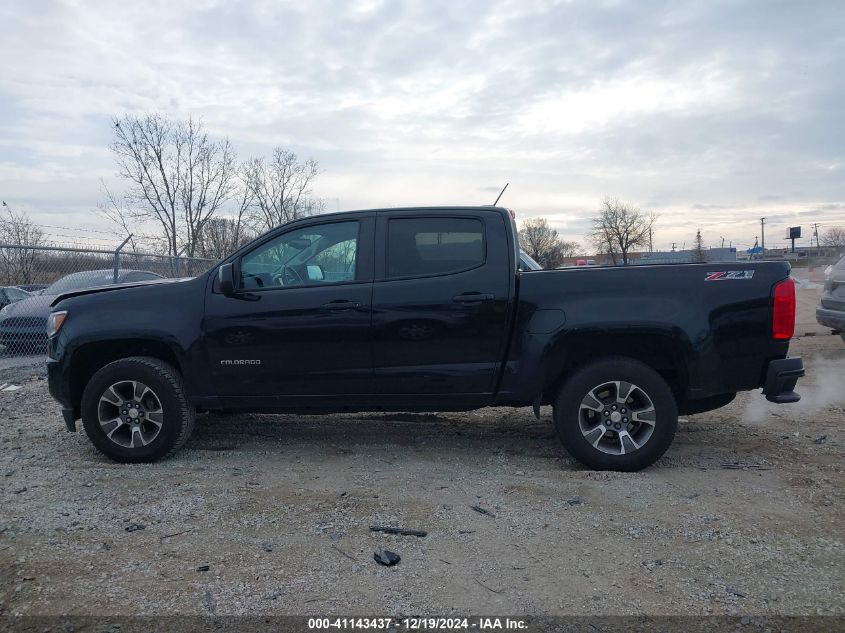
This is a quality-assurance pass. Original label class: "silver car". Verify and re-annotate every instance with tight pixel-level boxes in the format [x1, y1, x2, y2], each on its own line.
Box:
[816, 254, 845, 342]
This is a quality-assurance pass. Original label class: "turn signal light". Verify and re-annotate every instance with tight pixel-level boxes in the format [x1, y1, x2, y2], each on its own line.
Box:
[47, 310, 68, 338]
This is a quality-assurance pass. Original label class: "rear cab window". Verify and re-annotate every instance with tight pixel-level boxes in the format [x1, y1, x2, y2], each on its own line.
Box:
[386, 217, 485, 278]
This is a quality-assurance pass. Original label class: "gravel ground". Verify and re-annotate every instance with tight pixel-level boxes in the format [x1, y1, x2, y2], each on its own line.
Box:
[0, 335, 843, 616]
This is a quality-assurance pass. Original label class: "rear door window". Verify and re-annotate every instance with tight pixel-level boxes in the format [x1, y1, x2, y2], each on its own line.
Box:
[386, 217, 484, 278]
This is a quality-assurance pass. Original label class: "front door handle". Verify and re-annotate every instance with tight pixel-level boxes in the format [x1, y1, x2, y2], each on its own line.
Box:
[452, 292, 495, 303]
[321, 299, 361, 311]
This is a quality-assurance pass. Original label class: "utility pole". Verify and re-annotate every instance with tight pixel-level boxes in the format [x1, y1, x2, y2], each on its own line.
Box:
[671, 242, 676, 252]
[760, 217, 766, 252]
[812, 223, 820, 253]
[649, 227, 653, 253]
[720, 236, 725, 249]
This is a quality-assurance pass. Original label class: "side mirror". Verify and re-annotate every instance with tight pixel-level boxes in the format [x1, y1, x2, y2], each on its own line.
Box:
[218, 263, 236, 296]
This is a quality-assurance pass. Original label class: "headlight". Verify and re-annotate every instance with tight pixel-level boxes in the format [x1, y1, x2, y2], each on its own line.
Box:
[824, 265, 833, 281]
[0, 305, 9, 319]
[47, 310, 68, 337]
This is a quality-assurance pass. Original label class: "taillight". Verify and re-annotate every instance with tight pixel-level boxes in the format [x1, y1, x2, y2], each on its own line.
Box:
[772, 278, 795, 340]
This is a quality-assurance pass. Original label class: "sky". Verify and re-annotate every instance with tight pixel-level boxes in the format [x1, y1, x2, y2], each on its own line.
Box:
[0, 0, 843, 253]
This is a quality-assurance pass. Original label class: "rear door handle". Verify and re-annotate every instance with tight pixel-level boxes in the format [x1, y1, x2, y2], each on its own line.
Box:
[452, 292, 495, 303]
[321, 300, 361, 311]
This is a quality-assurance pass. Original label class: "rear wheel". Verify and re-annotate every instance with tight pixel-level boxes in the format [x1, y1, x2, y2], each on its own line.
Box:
[553, 357, 678, 471]
[80, 356, 194, 463]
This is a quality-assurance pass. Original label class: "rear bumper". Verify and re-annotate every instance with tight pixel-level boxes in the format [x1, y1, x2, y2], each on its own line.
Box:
[816, 306, 845, 332]
[762, 357, 804, 404]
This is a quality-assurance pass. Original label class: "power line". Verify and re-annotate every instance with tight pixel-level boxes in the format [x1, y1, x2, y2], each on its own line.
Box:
[35, 223, 117, 236]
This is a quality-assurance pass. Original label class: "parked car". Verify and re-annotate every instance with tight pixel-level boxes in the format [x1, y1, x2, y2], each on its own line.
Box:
[0, 269, 162, 353]
[816, 254, 845, 341]
[47, 207, 803, 470]
[16, 284, 47, 293]
[0, 285, 31, 310]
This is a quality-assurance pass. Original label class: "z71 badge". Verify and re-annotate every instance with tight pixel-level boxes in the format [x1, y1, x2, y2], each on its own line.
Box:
[705, 270, 755, 281]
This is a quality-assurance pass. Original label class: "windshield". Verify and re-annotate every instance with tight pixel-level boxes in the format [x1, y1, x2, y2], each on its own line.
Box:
[45, 271, 117, 294]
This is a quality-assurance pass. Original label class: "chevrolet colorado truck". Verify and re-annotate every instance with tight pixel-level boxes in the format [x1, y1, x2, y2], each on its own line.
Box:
[47, 206, 804, 471]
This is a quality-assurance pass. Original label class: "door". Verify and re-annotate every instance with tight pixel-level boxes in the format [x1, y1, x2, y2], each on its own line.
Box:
[204, 217, 375, 398]
[371, 212, 513, 395]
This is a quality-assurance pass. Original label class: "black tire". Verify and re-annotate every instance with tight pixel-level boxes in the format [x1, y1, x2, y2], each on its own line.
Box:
[553, 357, 678, 471]
[80, 356, 194, 463]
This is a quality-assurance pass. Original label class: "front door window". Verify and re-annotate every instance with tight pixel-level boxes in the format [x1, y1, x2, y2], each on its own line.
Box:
[240, 221, 359, 290]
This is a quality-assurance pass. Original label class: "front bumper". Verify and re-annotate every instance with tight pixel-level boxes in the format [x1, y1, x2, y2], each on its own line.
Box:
[816, 306, 845, 332]
[762, 357, 804, 404]
[47, 357, 76, 432]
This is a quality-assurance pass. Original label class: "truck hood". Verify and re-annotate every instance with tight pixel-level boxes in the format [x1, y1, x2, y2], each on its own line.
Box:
[50, 277, 192, 307]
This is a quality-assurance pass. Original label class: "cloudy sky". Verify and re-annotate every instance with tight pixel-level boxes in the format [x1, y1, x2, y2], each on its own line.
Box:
[0, 0, 843, 252]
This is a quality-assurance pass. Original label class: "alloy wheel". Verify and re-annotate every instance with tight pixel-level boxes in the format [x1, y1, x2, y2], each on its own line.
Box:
[97, 380, 164, 448]
[578, 380, 656, 455]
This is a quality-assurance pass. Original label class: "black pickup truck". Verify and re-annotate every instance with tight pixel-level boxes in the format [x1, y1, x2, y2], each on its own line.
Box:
[47, 206, 804, 471]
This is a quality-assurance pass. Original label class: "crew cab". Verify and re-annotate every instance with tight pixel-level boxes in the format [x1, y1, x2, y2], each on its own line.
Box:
[47, 207, 804, 471]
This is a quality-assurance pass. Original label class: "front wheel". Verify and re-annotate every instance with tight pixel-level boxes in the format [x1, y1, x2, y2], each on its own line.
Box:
[80, 357, 194, 463]
[553, 357, 678, 471]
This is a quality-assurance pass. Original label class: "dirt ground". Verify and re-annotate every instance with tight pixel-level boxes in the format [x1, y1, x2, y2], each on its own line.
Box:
[0, 335, 843, 617]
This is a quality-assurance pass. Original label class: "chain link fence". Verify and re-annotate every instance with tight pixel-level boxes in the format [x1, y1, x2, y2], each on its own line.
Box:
[0, 243, 217, 358]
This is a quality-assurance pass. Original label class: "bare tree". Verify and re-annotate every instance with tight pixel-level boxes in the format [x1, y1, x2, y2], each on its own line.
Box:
[559, 239, 581, 259]
[105, 114, 237, 257]
[518, 218, 578, 268]
[196, 217, 255, 260]
[693, 229, 706, 263]
[589, 198, 656, 265]
[0, 202, 45, 285]
[241, 148, 322, 231]
[821, 226, 845, 248]
[195, 174, 258, 260]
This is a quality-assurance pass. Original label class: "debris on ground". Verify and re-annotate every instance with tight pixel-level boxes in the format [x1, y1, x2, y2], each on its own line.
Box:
[369, 525, 427, 537]
[470, 505, 496, 517]
[203, 590, 216, 614]
[196, 565, 210, 572]
[720, 463, 773, 470]
[474, 577, 503, 594]
[373, 549, 401, 566]
[124, 523, 145, 532]
[566, 495, 586, 506]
